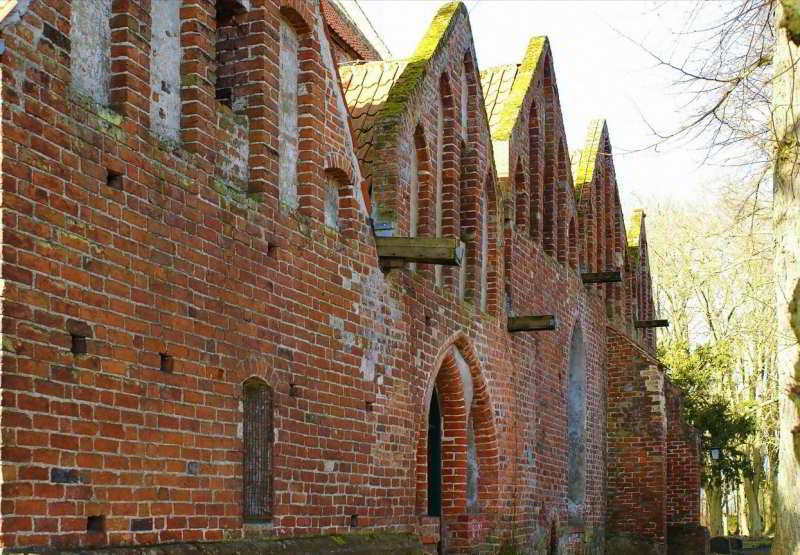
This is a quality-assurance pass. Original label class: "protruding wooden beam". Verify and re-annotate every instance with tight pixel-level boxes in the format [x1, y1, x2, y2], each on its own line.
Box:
[376, 237, 465, 268]
[635, 319, 669, 329]
[581, 271, 622, 284]
[508, 315, 558, 332]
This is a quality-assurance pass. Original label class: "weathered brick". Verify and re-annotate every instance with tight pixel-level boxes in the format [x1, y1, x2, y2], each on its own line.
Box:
[0, 1, 702, 554]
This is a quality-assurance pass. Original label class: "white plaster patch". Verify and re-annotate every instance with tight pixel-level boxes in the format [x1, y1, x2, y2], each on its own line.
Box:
[279, 19, 299, 209]
[150, 0, 182, 143]
[70, 0, 111, 105]
[324, 175, 340, 230]
[453, 347, 473, 416]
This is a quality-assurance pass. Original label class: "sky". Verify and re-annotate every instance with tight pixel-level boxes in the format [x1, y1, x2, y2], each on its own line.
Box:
[349, 0, 743, 220]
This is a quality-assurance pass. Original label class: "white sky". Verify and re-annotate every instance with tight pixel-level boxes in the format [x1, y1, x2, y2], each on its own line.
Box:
[351, 0, 741, 220]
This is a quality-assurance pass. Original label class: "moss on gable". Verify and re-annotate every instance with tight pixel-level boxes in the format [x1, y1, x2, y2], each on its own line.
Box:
[573, 119, 606, 197]
[627, 209, 644, 247]
[489, 36, 548, 141]
[375, 1, 466, 134]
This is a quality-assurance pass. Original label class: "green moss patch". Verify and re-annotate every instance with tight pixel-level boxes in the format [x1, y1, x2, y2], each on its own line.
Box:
[488, 36, 548, 141]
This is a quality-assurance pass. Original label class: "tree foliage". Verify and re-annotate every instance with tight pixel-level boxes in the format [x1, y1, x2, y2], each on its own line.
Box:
[660, 339, 756, 487]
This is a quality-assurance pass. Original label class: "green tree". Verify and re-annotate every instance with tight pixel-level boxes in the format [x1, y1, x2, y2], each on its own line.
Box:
[660, 338, 756, 535]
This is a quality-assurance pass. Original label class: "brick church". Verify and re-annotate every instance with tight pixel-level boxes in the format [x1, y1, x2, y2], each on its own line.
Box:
[0, 0, 708, 553]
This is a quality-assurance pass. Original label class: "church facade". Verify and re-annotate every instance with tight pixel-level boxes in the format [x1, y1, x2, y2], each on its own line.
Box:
[0, 0, 705, 553]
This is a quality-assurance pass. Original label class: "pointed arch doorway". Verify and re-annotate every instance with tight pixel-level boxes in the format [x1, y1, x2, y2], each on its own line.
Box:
[416, 334, 500, 554]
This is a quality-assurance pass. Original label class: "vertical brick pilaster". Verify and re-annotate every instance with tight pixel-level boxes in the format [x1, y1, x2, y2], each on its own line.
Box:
[181, 0, 217, 161]
[110, 0, 152, 127]
[296, 14, 325, 220]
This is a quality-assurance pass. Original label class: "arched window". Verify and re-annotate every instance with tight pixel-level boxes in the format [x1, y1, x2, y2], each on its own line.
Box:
[243, 378, 274, 521]
[279, 18, 300, 208]
[567, 325, 587, 522]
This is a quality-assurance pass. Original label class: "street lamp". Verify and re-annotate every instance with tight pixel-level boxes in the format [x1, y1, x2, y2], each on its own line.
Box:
[709, 447, 722, 461]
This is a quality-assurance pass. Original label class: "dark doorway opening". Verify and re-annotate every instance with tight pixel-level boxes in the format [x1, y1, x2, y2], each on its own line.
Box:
[427, 387, 442, 517]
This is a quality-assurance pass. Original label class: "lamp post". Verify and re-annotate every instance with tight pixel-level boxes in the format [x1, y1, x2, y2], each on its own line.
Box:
[709, 447, 722, 461]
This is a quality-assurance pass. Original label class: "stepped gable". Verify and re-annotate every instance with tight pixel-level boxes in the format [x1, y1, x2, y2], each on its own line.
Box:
[480, 37, 547, 143]
[340, 1, 496, 237]
[626, 208, 656, 347]
[480, 36, 581, 269]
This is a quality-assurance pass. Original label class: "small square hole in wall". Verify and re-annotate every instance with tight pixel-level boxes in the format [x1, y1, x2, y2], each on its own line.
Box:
[365, 401, 373, 412]
[87, 515, 105, 533]
[160, 353, 174, 373]
[267, 244, 278, 259]
[106, 170, 123, 190]
[71, 334, 87, 355]
[350, 514, 358, 528]
[289, 384, 300, 398]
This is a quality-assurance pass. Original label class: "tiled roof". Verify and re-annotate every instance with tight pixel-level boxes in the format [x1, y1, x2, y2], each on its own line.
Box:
[480, 64, 519, 139]
[337, 2, 465, 183]
[339, 61, 408, 179]
[322, 0, 383, 61]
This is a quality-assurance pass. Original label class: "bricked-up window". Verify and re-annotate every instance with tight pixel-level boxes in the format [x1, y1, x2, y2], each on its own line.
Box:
[243, 379, 273, 521]
[529, 101, 541, 243]
[279, 18, 300, 209]
[409, 127, 423, 271]
[466, 414, 479, 512]
[435, 83, 445, 287]
[70, 0, 112, 105]
[458, 145, 468, 301]
[150, 0, 181, 142]
[460, 60, 469, 141]
[479, 187, 488, 312]
[567, 325, 587, 520]
[324, 173, 340, 230]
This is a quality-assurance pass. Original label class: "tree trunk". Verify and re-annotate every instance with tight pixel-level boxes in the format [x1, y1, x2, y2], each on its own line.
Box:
[739, 483, 749, 536]
[771, 3, 800, 553]
[743, 445, 763, 537]
[743, 476, 763, 536]
[763, 453, 779, 536]
[707, 484, 725, 537]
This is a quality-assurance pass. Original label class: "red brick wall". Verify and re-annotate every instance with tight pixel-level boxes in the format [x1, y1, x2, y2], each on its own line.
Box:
[606, 327, 667, 553]
[666, 380, 702, 526]
[0, 0, 698, 553]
